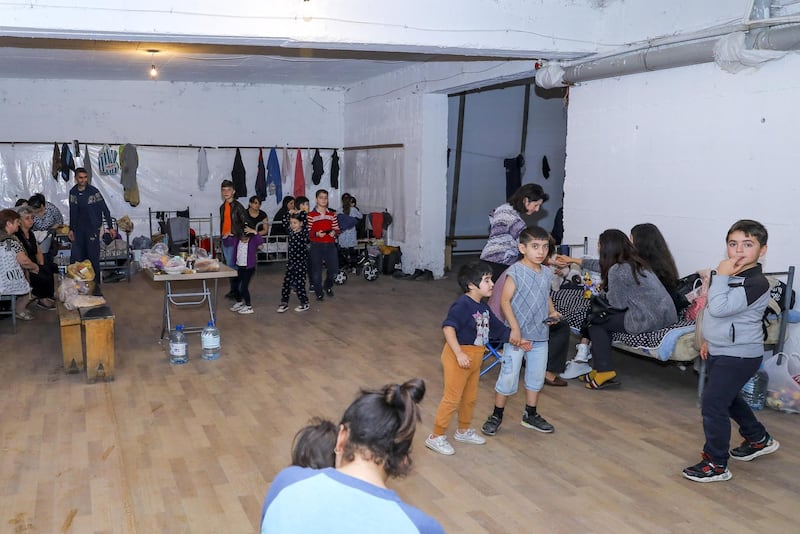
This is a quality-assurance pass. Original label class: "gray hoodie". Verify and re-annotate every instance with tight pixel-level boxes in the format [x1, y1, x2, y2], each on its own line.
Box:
[606, 263, 677, 334]
[702, 265, 770, 358]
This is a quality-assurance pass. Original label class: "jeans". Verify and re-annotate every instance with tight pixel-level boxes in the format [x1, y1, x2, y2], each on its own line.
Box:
[309, 242, 338, 297]
[702, 353, 766, 464]
[495, 341, 548, 395]
[223, 243, 237, 293]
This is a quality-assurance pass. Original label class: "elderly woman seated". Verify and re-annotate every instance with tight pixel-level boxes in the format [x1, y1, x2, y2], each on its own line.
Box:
[0, 208, 36, 320]
[15, 205, 57, 310]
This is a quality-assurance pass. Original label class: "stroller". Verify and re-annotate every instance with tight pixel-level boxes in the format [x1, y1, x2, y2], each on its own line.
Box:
[335, 243, 380, 284]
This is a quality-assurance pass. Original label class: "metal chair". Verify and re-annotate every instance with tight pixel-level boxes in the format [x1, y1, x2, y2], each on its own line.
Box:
[480, 342, 504, 377]
[0, 293, 18, 334]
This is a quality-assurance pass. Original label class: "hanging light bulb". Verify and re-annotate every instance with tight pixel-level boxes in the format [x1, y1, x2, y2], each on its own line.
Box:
[302, 0, 312, 22]
[146, 49, 160, 79]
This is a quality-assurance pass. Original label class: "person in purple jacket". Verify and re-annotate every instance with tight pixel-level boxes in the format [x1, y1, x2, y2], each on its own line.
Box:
[229, 229, 263, 315]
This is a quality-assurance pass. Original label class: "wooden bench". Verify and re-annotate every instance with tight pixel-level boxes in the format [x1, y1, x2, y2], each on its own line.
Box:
[57, 298, 115, 383]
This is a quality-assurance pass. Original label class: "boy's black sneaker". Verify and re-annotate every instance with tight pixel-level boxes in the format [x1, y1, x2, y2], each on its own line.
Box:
[730, 435, 779, 461]
[521, 412, 554, 433]
[481, 415, 502, 436]
[325, 287, 334, 298]
[682, 453, 732, 483]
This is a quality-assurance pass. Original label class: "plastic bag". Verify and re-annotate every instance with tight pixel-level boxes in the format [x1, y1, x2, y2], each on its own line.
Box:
[764, 352, 800, 413]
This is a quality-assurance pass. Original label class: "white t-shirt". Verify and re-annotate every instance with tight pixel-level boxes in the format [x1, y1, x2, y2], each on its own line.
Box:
[236, 240, 249, 267]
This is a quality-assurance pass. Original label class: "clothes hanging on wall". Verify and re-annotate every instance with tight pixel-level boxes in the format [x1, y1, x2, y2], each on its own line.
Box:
[121, 143, 140, 207]
[51, 143, 61, 180]
[83, 144, 93, 182]
[504, 153, 524, 199]
[231, 148, 247, 198]
[311, 148, 324, 185]
[98, 144, 119, 175]
[330, 149, 340, 189]
[255, 148, 267, 201]
[282, 147, 290, 184]
[293, 149, 306, 198]
[60, 143, 74, 181]
[197, 147, 209, 191]
[267, 147, 282, 205]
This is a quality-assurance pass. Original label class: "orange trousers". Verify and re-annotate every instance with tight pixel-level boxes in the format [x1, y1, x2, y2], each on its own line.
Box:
[432, 344, 486, 436]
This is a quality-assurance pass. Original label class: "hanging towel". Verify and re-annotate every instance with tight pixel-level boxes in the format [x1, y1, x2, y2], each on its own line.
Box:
[293, 149, 306, 198]
[282, 146, 290, 184]
[255, 148, 267, 201]
[60, 143, 75, 181]
[51, 143, 61, 180]
[266, 147, 282, 205]
[198, 147, 209, 191]
[98, 144, 119, 175]
[311, 148, 324, 185]
[231, 148, 247, 198]
[330, 149, 340, 189]
[303, 148, 313, 188]
[84, 144, 93, 183]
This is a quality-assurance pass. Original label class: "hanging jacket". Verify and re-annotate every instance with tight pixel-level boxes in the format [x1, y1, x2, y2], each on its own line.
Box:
[52, 143, 61, 180]
[293, 149, 306, 198]
[231, 148, 247, 199]
[84, 144, 93, 182]
[255, 148, 267, 202]
[311, 148, 324, 185]
[60, 143, 75, 181]
[266, 147, 282, 205]
[330, 149, 340, 189]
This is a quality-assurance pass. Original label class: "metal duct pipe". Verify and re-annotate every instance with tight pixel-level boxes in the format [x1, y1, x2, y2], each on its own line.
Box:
[560, 22, 800, 85]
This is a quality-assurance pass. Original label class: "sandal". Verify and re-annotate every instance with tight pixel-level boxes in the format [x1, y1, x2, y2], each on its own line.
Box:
[585, 377, 621, 390]
[15, 311, 34, 321]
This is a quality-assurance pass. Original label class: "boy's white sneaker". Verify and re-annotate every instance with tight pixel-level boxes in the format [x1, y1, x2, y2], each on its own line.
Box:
[454, 428, 486, 445]
[574, 343, 592, 363]
[230, 301, 245, 312]
[238, 305, 254, 315]
[425, 434, 455, 455]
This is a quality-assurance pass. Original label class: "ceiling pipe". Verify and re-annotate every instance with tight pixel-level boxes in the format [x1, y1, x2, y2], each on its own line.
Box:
[547, 22, 800, 87]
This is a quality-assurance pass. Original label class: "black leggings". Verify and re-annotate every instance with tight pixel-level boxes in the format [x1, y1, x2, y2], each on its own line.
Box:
[236, 267, 255, 306]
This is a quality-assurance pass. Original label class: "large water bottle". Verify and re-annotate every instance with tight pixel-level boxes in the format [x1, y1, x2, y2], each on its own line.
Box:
[169, 324, 189, 364]
[740, 366, 769, 410]
[201, 321, 221, 361]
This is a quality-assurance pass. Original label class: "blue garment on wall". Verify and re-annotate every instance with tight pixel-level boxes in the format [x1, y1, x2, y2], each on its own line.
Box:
[267, 147, 282, 205]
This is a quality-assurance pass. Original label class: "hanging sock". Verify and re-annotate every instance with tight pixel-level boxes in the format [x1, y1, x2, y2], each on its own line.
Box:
[542, 155, 551, 179]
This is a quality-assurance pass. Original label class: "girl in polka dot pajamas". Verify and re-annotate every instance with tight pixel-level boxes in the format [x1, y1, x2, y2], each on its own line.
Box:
[277, 212, 311, 313]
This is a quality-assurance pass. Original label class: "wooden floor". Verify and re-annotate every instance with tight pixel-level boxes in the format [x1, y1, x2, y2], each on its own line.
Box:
[1, 257, 798, 534]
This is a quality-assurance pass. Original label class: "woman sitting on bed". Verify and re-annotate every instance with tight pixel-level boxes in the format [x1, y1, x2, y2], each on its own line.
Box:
[630, 223, 687, 315]
[557, 230, 677, 389]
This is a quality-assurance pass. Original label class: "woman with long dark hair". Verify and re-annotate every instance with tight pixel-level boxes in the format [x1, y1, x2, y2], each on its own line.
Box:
[260, 378, 443, 533]
[559, 230, 677, 388]
[630, 223, 686, 313]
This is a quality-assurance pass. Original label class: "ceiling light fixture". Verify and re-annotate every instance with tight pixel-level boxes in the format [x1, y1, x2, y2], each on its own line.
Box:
[147, 49, 159, 78]
[302, 0, 312, 22]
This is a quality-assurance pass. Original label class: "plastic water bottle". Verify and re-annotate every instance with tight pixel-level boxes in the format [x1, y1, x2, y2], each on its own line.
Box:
[169, 324, 189, 364]
[740, 366, 769, 410]
[201, 321, 221, 361]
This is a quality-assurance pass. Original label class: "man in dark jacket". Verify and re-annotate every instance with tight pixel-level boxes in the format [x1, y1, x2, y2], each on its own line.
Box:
[219, 179, 247, 299]
[69, 167, 115, 284]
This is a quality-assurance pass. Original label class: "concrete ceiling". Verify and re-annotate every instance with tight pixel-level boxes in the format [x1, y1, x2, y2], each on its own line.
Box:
[0, 37, 528, 87]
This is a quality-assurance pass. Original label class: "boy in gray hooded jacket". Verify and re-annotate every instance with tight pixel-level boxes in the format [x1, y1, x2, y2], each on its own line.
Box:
[683, 219, 779, 483]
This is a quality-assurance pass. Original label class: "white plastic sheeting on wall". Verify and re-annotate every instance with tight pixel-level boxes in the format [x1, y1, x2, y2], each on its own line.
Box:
[0, 143, 345, 238]
[343, 147, 405, 242]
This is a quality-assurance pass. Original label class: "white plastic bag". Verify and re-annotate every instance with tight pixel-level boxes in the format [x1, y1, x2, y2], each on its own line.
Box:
[764, 352, 800, 414]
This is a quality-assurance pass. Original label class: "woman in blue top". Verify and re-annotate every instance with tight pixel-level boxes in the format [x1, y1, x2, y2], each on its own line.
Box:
[261, 378, 444, 534]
